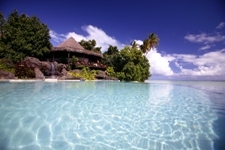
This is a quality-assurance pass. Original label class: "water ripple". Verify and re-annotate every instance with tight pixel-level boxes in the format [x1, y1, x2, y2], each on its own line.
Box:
[0, 81, 222, 149]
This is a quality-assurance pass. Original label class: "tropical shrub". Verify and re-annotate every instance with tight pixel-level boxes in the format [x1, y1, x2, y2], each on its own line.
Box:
[0, 10, 52, 63]
[68, 67, 96, 80]
[103, 46, 150, 82]
[15, 62, 35, 79]
[0, 59, 15, 73]
[79, 39, 102, 53]
[106, 66, 116, 77]
[69, 56, 78, 70]
[81, 67, 96, 80]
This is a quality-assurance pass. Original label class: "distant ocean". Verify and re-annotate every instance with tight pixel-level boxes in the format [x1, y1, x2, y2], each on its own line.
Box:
[147, 80, 225, 150]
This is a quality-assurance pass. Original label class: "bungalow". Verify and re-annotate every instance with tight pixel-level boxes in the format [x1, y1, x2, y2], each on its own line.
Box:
[50, 37, 106, 70]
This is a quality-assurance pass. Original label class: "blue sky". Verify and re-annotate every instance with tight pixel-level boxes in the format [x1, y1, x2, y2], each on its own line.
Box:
[1, 0, 225, 80]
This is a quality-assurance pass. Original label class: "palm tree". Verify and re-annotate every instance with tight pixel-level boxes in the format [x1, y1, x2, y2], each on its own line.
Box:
[140, 33, 159, 54]
[131, 41, 138, 48]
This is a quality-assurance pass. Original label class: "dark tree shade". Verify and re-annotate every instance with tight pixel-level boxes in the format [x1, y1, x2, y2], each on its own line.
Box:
[0, 10, 52, 63]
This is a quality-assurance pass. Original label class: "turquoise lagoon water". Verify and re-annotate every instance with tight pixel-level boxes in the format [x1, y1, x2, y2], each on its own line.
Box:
[0, 80, 224, 150]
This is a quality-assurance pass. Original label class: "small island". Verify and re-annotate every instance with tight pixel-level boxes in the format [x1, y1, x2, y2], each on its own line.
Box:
[0, 10, 159, 82]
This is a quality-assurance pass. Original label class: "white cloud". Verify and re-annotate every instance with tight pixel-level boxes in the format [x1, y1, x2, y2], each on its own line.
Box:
[147, 48, 225, 78]
[83, 25, 123, 52]
[50, 25, 123, 53]
[173, 54, 196, 63]
[146, 49, 174, 76]
[175, 61, 182, 69]
[49, 30, 66, 43]
[134, 40, 174, 76]
[66, 32, 86, 42]
[50, 26, 225, 79]
[184, 33, 225, 44]
[199, 45, 211, 50]
[216, 22, 225, 29]
[172, 49, 225, 76]
[134, 40, 143, 46]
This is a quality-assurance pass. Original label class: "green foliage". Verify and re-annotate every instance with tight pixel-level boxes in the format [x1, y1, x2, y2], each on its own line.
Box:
[79, 39, 102, 53]
[0, 59, 15, 73]
[0, 10, 52, 63]
[15, 62, 35, 79]
[104, 45, 119, 55]
[115, 72, 125, 81]
[68, 71, 80, 79]
[104, 46, 150, 82]
[140, 33, 159, 54]
[103, 45, 119, 67]
[106, 66, 116, 77]
[69, 67, 96, 80]
[69, 56, 78, 70]
[81, 67, 96, 80]
[0, 12, 5, 36]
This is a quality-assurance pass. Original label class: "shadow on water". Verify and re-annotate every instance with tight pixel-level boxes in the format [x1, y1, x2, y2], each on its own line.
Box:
[214, 116, 225, 150]
[146, 80, 225, 150]
[0, 132, 9, 150]
[184, 82, 225, 150]
[184, 83, 225, 150]
[210, 91, 225, 150]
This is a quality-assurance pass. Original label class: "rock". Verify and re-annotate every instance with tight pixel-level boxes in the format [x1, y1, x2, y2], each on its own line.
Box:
[70, 69, 81, 73]
[58, 69, 80, 80]
[95, 70, 106, 79]
[53, 62, 66, 76]
[58, 73, 74, 80]
[40, 61, 51, 76]
[95, 70, 118, 80]
[61, 68, 68, 76]
[0, 70, 15, 79]
[57, 63, 66, 73]
[24, 57, 42, 68]
[34, 68, 44, 79]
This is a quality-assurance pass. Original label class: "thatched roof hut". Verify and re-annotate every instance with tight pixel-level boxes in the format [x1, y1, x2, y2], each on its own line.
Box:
[51, 37, 103, 58]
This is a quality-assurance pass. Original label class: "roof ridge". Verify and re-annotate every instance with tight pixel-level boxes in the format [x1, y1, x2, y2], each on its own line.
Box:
[57, 37, 85, 50]
[52, 37, 103, 58]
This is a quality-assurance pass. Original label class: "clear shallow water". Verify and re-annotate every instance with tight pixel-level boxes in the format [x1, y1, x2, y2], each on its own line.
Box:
[0, 80, 224, 150]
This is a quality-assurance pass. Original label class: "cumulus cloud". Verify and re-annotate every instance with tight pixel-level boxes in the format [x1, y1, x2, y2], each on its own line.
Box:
[83, 25, 123, 52]
[147, 48, 225, 78]
[66, 32, 86, 42]
[50, 26, 225, 79]
[134, 40, 143, 46]
[184, 33, 225, 44]
[216, 22, 225, 29]
[50, 25, 123, 53]
[133, 40, 174, 76]
[172, 49, 225, 76]
[146, 49, 174, 76]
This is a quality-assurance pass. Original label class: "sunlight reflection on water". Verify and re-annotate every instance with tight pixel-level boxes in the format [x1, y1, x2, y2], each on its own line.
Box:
[0, 81, 224, 150]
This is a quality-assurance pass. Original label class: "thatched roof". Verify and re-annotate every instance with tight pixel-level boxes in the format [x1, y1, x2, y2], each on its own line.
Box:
[51, 37, 103, 58]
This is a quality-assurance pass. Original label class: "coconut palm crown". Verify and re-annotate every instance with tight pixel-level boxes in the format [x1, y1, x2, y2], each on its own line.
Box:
[140, 33, 159, 54]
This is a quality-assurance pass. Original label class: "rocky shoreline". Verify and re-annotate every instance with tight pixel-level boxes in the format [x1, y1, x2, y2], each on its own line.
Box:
[0, 57, 116, 80]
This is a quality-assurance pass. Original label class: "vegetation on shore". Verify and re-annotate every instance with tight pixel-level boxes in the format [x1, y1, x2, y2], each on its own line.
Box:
[0, 10, 51, 63]
[0, 59, 15, 73]
[103, 46, 150, 82]
[79, 39, 102, 53]
[0, 10, 159, 82]
[68, 67, 97, 80]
